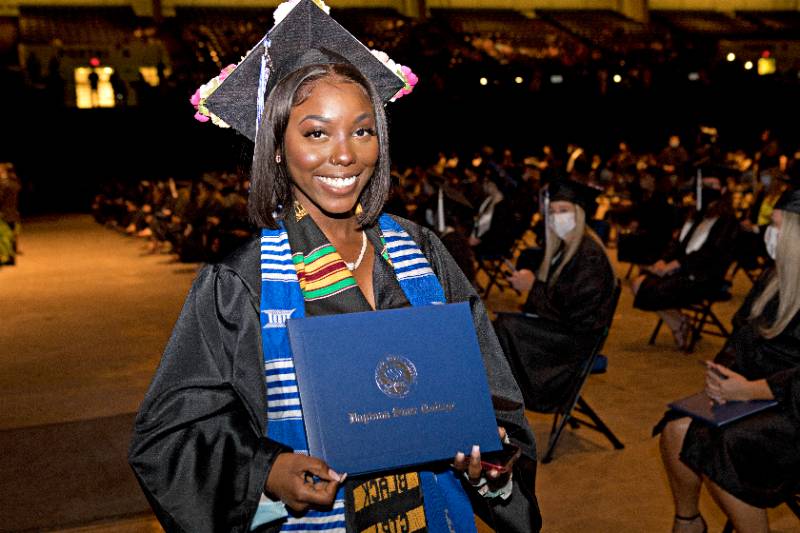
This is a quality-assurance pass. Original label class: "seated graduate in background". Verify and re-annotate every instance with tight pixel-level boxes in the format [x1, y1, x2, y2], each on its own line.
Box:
[468, 176, 519, 258]
[631, 175, 739, 351]
[734, 171, 787, 272]
[493, 179, 616, 412]
[657, 189, 800, 533]
[617, 169, 679, 267]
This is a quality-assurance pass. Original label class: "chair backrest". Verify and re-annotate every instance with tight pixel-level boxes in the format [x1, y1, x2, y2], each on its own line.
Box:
[595, 279, 622, 353]
[560, 278, 622, 408]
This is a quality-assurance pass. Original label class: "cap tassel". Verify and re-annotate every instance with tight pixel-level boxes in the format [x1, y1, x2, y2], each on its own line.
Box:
[255, 38, 272, 138]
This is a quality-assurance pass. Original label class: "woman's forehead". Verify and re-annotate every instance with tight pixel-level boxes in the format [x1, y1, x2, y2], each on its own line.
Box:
[549, 200, 574, 210]
[292, 78, 372, 115]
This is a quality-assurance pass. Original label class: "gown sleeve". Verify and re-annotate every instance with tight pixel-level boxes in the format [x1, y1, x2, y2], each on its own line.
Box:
[128, 264, 290, 533]
[768, 367, 800, 420]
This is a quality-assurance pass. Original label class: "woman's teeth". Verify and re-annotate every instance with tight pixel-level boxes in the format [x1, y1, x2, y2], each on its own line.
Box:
[316, 175, 357, 189]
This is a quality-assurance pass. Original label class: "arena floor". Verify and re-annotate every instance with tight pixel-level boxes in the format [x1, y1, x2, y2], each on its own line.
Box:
[0, 214, 796, 532]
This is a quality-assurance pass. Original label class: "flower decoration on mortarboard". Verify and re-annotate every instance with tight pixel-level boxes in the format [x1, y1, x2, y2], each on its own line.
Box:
[369, 50, 418, 101]
[190, 0, 415, 141]
[190, 63, 237, 127]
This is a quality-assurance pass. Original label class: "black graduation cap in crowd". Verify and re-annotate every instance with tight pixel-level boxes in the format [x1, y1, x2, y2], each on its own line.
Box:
[548, 179, 602, 216]
[775, 188, 800, 214]
[205, 0, 406, 142]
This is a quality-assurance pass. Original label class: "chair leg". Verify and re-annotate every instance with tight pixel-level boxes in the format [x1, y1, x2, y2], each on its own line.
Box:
[542, 388, 586, 463]
[542, 410, 572, 464]
[574, 397, 624, 450]
[685, 302, 714, 352]
[721, 519, 734, 533]
[648, 318, 663, 345]
[707, 309, 730, 337]
[624, 263, 635, 280]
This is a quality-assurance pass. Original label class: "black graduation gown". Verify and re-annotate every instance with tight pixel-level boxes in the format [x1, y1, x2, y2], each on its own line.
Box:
[494, 236, 615, 412]
[634, 213, 739, 311]
[128, 215, 541, 533]
[676, 271, 800, 507]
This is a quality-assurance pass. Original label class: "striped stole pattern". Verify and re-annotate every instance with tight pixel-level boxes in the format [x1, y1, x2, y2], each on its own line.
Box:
[293, 244, 357, 301]
[381, 229, 436, 281]
[260, 230, 346, 532]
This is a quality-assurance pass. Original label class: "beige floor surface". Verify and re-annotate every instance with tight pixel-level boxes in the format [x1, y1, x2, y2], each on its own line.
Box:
[1, 215, 796, 532]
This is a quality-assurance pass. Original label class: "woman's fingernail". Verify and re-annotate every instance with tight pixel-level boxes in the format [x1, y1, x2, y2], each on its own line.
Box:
[471, 445, 480, 456]
[328, 469, 341, 482]
[339, 473, 348, 483]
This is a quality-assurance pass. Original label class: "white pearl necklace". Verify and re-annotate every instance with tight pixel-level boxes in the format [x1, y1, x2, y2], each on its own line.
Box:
[344, 231, 368, 271]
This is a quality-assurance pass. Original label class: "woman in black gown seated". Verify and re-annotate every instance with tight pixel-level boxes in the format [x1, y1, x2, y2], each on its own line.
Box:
[659, 188, 800, 533]
[631, 176, 739, 351]
[494, 179, 616, 412]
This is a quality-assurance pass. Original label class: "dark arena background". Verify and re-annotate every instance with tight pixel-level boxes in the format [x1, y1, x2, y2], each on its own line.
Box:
[4, 0, 800, 213]
[3, 1, 800, 532]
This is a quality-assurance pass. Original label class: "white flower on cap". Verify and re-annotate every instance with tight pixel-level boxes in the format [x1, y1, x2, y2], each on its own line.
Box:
[273, 0, 330, 27]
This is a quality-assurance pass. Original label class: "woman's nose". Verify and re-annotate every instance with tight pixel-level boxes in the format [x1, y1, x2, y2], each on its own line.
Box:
[330, 137, 356, 166]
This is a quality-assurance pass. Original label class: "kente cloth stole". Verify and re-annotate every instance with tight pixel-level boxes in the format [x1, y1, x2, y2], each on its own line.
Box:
[260, 214, 477, 533]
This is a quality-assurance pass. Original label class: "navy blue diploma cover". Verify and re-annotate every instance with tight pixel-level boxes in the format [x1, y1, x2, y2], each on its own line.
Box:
[287, 302, 502, 475]
[669, 392, 778, 427]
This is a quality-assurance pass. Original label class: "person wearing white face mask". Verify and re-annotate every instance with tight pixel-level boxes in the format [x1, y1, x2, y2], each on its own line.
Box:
[493, 179, 615, 412]
[656, 188, 800, 533]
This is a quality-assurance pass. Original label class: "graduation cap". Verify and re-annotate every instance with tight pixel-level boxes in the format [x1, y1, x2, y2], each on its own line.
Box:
[775, 188, 800, 214]
[547, 179, 602, 216]
[204, 0, 406, 142]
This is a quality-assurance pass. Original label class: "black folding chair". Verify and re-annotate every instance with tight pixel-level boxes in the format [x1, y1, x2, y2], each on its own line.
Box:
[542, 281, 624, 463]
[474, 210, 533, 298]
[648, 285, 731, 353]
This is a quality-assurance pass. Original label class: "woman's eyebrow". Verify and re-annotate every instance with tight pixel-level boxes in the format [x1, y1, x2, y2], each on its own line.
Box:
[353, 112, 373, 123]
[299, 114, 331, 124]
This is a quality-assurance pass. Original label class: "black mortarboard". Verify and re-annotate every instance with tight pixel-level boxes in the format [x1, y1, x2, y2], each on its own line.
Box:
[548, 179, 602, 216]
[205, 0, 405, 142]
[775, 188, 800, 214]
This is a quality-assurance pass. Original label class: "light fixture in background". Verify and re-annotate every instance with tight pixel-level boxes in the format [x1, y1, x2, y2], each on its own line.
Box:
[758, 57, 776, 75]
[744, 61, 754, 70]
[479, 77, 488, 86]
[688, 72, 700, 81]
[726, 52, 736, 62]
[549, 74, 563, 84]
[74, 67, 115, 109]
[612, 74, 622, 83]
[514, 76, 523, 84]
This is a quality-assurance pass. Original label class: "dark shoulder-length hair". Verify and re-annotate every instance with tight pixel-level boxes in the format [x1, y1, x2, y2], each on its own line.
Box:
[249, 63, 391, 228]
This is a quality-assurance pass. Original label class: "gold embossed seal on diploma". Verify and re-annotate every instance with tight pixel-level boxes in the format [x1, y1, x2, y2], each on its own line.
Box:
[287, 302, 502, 475]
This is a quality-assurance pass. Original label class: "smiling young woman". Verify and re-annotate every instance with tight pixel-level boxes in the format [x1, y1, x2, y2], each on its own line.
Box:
[129, 2, 541, 532]
[281, 77, 380, 304]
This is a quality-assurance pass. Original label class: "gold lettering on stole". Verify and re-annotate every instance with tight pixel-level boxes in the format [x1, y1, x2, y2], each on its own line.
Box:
[353, 473, 422, 510]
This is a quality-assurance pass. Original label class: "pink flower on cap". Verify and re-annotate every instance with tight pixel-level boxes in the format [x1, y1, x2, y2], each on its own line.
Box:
[190, 89, 202, 108]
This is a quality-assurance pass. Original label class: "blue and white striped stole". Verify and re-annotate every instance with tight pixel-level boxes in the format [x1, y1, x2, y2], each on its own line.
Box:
[259, 214, 473, 533]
